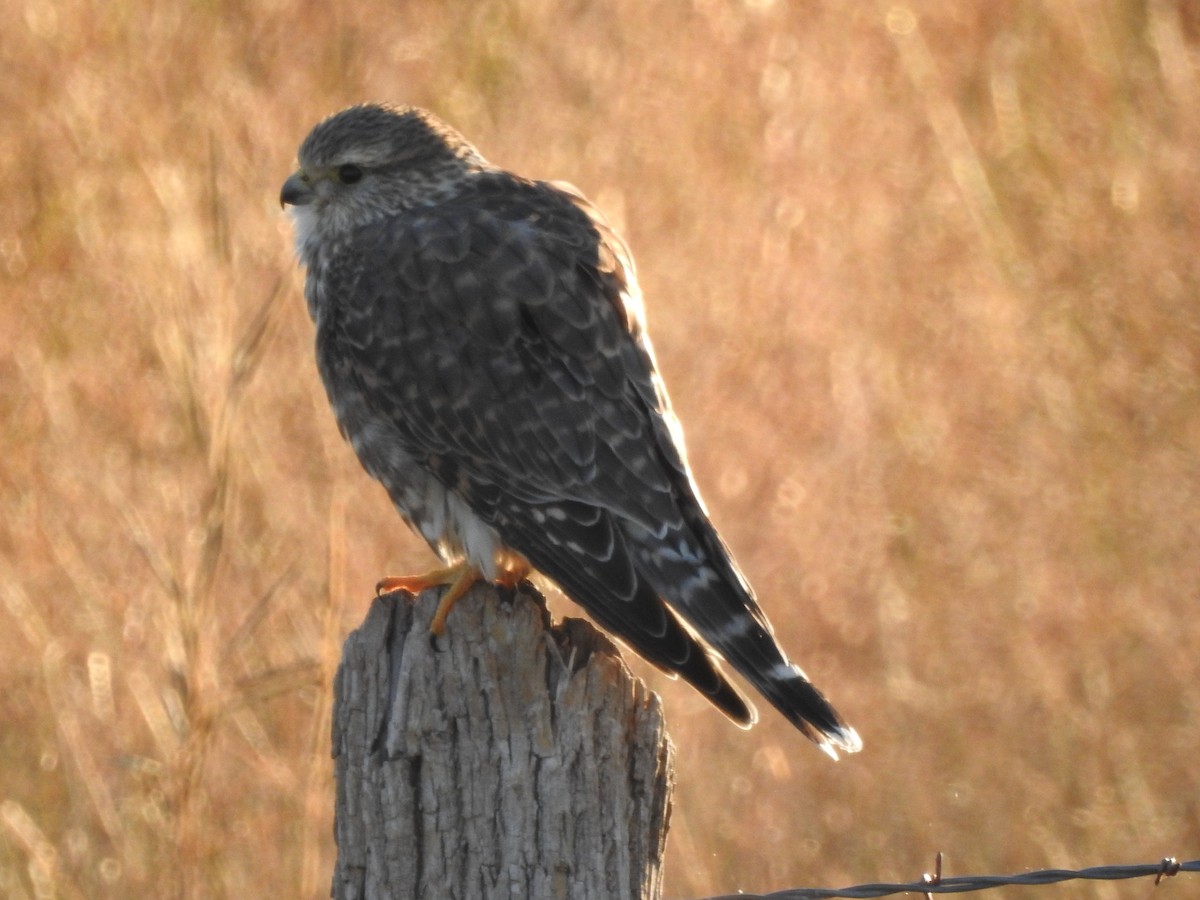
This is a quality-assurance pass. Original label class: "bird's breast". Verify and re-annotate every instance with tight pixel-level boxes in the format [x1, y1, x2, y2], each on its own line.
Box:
[316, 326, 506, 579]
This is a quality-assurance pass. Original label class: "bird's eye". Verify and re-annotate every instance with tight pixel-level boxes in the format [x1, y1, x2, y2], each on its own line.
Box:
[338, 164, 363, 184]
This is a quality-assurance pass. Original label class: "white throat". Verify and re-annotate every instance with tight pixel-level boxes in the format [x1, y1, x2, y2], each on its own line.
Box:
[287, 204, 324, 267]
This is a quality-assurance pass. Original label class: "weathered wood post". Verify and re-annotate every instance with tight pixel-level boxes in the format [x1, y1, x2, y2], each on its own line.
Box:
[331, 582, 674, 900]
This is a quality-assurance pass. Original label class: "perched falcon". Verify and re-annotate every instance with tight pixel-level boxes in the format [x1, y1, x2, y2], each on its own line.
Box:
[281, 104, 861, 757]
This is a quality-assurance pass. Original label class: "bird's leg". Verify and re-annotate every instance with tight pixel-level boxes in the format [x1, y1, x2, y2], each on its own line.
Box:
[426, 553, 530, 634]
[428, 564, 482, 636]
[375, 562, 467, 597]
[374, 551, 532, 636]
[376, 561, 481, 636]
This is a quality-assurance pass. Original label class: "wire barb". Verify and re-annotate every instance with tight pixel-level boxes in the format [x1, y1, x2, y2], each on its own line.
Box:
[921, 851, 944, 900]
[1155, 857, 1180, 886]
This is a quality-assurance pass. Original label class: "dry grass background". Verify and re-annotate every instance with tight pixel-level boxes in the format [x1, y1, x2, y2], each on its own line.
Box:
[2, 0, 1198, 897]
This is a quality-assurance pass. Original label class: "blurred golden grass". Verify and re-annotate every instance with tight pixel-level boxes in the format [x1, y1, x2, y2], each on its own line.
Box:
[2, 0, 1198, 897]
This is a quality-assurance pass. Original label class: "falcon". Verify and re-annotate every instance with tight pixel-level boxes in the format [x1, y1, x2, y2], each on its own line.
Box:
[280, 104, 861, 757]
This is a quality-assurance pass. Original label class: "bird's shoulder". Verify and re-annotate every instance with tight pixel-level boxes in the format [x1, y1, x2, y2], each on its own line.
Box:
[356, 171, 601, 259]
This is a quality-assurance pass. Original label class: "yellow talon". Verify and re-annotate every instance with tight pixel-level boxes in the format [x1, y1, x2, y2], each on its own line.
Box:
[493, 549, 532, 589]
[374, 551, 532, 636]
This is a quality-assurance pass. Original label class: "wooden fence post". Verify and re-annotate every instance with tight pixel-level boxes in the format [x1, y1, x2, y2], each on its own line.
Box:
[331, 582, 674, 900]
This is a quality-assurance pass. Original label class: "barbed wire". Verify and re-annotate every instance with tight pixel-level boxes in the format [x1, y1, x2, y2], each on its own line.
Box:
[701, 854, 1194, 899]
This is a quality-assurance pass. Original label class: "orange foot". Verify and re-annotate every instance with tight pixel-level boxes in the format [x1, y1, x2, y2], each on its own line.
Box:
[375, 552, 532, 637]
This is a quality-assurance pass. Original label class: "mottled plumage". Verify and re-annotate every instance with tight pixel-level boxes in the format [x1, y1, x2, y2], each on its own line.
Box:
[281, 104, 860, 757]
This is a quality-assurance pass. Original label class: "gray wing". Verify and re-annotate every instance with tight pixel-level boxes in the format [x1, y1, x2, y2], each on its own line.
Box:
[324, 172, 856, 749]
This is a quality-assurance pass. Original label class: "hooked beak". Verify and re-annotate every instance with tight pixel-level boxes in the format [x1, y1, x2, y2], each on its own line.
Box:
[280, 171, 315, 208]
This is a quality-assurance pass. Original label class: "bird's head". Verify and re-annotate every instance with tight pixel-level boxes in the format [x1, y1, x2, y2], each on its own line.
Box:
[281, 104, 488, 262]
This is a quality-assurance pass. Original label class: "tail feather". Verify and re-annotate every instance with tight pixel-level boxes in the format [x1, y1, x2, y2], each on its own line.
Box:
[624, 517, 861, 757]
